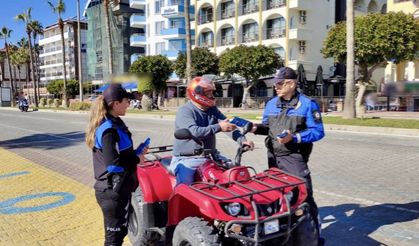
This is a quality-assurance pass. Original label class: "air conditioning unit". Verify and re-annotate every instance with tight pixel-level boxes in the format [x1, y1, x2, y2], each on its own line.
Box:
[281, 29, 286, 36]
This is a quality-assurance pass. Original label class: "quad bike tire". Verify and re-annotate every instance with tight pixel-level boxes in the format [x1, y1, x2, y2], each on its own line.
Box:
[285, 212, 318, 246]
[128, 186, 161, 246]
[172, 217, 220, 246]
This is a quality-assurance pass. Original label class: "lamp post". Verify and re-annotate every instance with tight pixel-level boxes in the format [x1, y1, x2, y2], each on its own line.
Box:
[77, 0, 83, 101]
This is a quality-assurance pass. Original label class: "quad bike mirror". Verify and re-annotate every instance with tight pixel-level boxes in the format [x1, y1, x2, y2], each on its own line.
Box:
[174, 128, 193, 140]
[174, 128, 203, 146]
[242, 122, 253, 136]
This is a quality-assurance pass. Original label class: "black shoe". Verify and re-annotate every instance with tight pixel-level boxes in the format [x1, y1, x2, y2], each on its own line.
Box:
[318, 237, 325, 246]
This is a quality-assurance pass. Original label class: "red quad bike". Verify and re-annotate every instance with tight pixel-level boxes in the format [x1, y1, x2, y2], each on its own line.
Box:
[128, 123, 318, 246]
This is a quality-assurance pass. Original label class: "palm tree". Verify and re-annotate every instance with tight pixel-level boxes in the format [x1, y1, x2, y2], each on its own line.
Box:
[184, 0, 192, 82]
[0, 52, 5, 87]
[344, 0, 356, 118]
[103, 0, 113, 75]
[29, 20, 43, 102]
[9, 45, 21, 94]
[48, 0, 68, 107]
[0, 27, 16, 106]
[15, 8, 39, 107]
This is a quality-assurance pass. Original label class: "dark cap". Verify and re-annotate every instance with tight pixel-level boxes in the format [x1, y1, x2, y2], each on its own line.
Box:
[272, 67, 297, 84]
[103, 83, 135, 104]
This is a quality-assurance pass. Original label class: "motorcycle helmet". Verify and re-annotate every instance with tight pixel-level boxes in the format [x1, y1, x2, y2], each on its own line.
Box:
[187, 76, 216, 107]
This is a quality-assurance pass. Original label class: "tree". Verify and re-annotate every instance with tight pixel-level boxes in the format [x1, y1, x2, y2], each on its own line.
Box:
[322, 12, 419, 115]
[129, 55, 173, 110]
[15, 8, 39, 107]
[174, 47, 219, 79]
[219, 45, 281, 108]
[0, 27, 16, 106]
[29, 20, 43, 102]
[47, 79, 79, 98]
[48, 0, 68, 108]
[0, 52, 5, 87]
[10, 46, 29, 94]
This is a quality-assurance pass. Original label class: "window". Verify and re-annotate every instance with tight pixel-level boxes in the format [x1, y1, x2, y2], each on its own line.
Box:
[155, 21, 165, 35]
[299, 41, 306, 54]
[155, 0, 160, 14]
[299, 10, 307, 24]
[155, 42, 165, 55]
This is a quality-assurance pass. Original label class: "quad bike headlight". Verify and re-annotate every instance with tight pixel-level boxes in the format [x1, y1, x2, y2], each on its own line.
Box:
[226, 202, 241, 216]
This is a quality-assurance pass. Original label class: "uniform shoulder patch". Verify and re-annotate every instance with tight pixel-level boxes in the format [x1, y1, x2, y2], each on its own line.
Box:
[312, 110, 322, 123]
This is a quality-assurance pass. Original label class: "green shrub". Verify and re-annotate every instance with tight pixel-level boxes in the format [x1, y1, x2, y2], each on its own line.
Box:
[69, 102, 91, 111]
[47, 98, 54, 107]
[53, 99, 61, 108]
[39, 98, 46, 107]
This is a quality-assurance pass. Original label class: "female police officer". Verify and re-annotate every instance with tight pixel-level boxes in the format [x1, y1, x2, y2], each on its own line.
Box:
[85, 84, 146, 246]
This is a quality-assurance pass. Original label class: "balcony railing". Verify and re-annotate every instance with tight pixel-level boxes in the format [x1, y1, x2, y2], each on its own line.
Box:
[267, 0, 286, 10]
[221, 35, 235, 45]
[221, 9, 235, 19]
[242, 31, 258, 43]
[200, 40, 214, 47]
[241, 3, 259, 14]
[266, 28, 286, 39]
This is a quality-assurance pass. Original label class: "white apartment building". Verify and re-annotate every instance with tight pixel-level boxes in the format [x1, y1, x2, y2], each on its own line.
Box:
[129, 0, 193, 62]
[39, 18, 88, 85]
[192, 0, 387, 82]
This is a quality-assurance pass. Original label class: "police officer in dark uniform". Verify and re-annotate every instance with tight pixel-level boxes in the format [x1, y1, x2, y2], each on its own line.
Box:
[85, 84, 147, 246]
[252, 67, 325, 240]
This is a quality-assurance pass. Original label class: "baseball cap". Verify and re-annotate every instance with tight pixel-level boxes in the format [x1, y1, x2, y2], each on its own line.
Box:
[272, 67, 297, 85]
[103, 83, 135, 104]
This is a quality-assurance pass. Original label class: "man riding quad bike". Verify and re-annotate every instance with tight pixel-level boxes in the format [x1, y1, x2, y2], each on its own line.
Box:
[128, 122, 319, 245]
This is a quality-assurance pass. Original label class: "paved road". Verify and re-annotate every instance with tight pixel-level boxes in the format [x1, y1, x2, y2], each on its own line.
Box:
[0, 108, 418, 245]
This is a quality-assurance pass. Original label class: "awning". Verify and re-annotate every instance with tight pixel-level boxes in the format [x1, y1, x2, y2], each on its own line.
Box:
[94, 82, 137, 93]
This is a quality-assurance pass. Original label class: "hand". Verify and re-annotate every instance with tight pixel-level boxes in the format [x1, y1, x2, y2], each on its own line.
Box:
[277, 130, 293, 144]
[251, 124, 257, 133]
[242, 140, 255, 151]
[219, 119, 237, 132]
[138, 147, 148, 165]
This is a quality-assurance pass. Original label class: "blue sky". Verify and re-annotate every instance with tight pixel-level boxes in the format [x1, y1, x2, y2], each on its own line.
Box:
[0, 0, 88, 45]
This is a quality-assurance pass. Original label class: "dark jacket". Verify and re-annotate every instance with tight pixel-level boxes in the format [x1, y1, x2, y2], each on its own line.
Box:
[92, 114, 139, 192]
[254, 92, 325, 159]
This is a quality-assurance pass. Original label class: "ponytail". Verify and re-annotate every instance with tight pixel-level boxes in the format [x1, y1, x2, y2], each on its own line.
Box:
[85, 95, 108, 149]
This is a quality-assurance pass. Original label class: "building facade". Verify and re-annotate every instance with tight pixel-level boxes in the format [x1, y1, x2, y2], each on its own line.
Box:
[39, 18, 88, 86]
[385, 0, 419, 83]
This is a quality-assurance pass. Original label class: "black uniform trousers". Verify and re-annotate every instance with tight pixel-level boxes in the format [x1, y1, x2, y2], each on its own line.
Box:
[95, 188, 131, 246]
[269, 151, 320, 230]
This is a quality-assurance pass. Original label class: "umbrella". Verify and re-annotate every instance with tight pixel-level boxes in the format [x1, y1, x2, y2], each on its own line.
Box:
[122, 82, 138, 91]
[315, 65, 325, 111]
[297, 64, 309, 94]
[93, 84, 110, 93]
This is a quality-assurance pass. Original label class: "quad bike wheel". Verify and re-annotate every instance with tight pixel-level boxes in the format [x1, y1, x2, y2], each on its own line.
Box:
[286, 212, 318, 246]
[172, 217, 220, 246]
[128, 186, 161, 246]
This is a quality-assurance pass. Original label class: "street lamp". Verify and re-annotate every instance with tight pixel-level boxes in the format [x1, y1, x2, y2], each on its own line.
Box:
[77, 0, 83, 101]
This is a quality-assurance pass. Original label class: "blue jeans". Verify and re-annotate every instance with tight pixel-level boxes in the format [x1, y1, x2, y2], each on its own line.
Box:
[170, 156, 208, 185]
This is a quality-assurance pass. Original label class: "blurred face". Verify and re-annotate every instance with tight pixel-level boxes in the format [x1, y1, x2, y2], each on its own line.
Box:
[274, 79, 297, 99]
[110, 98, 131, 116]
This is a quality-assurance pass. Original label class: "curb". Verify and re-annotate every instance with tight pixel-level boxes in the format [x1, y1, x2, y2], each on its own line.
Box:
[325, 124, 419, 137]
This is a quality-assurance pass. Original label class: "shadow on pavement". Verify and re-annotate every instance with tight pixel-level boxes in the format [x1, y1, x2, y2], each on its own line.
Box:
[0, 131, 85, 150]
[320, 202, 419, 245]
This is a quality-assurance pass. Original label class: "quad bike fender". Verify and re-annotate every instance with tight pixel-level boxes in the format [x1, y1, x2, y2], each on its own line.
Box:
[167, 184, 229, 225]
[137, 162, 175, 203]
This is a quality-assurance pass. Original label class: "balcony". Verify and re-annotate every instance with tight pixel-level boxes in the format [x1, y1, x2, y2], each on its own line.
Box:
[161, 5, 195, 18]
[288, 28, 311, 40]
[130, 0, 146, 10]
[130, 34, 147, 47]
[288, 0, 311, 10]
[266, 28, 286, 39]
[130, 14, 146, 28]
[242, 32, 259, 43]
[221, 36, 235, 46]
[161, 28, 195, 39]
[200, 40, 214, 48]
[221, 9, 235, 19]
[242, 3, 259, 15]
[199, 13, 213, 24]
[267, 0, 286, 10]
